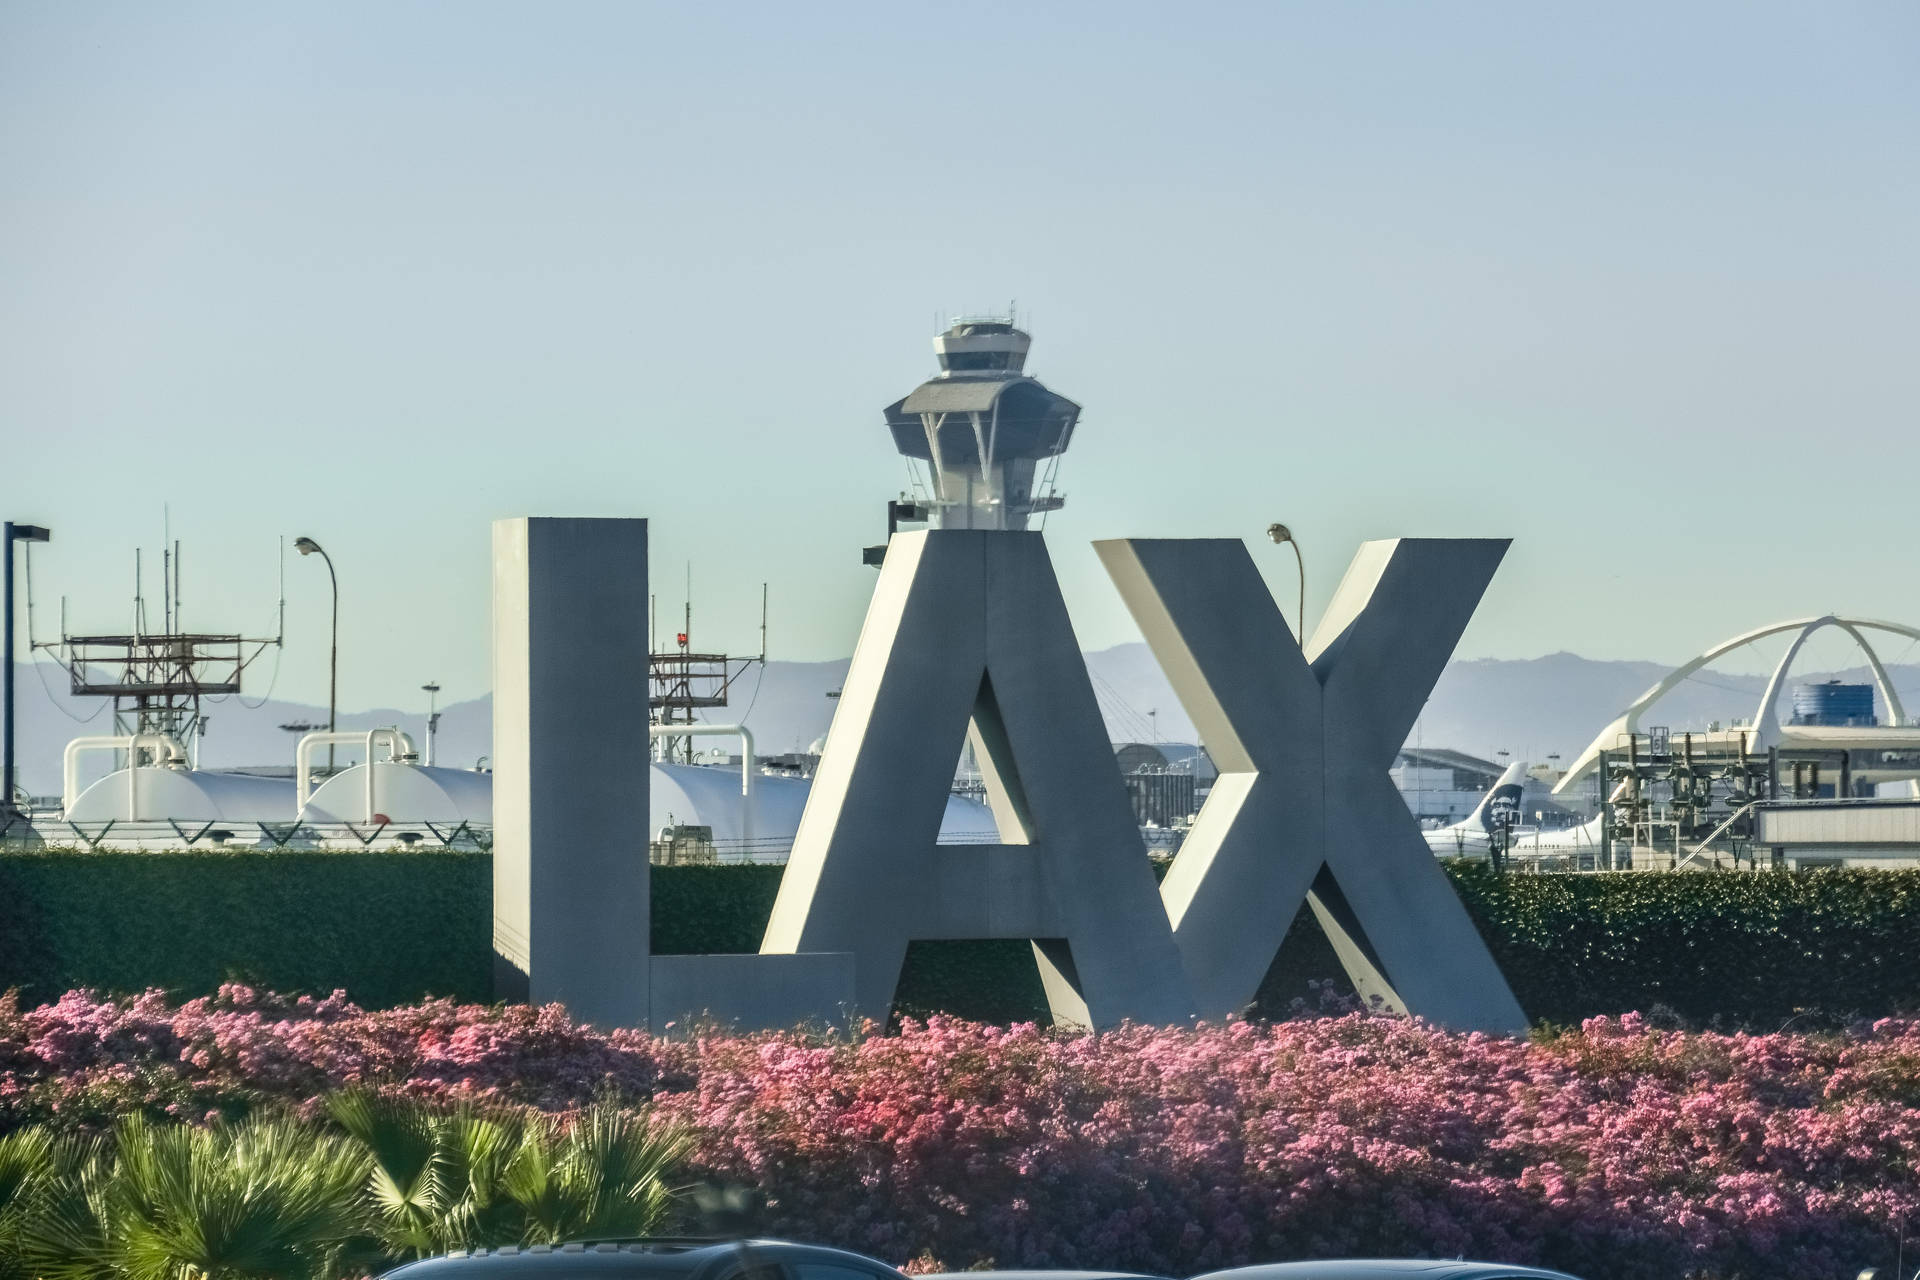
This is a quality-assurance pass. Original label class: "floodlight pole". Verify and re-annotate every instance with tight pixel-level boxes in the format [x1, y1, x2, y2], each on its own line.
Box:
[3, 522, 52, 821]
[295, 537, 339, 772]
[1266, 523, 1305, 647]
[422, 681, 440, 767]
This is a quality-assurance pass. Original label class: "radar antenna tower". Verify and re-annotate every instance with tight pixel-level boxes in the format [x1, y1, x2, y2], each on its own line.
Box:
[648, 578, 767, 765]
[33, 538, 284, 762]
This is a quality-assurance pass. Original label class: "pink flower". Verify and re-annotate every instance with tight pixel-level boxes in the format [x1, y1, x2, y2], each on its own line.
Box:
[3, 988, 1916, 1277]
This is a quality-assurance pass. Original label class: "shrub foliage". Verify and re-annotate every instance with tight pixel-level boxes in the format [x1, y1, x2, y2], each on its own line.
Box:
[1450, 863, 1920, 1024]
[0, 1083, 685, 1280]
[7, 849, 1920, 1024]
[0, 850, 491, 1009]
[2, 987, 1918, 1280]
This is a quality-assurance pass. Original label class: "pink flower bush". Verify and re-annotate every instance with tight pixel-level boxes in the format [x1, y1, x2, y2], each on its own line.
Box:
[3, 986, 1917, 1280]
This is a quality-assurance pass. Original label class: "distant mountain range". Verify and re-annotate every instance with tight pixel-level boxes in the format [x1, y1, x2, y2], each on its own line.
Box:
[12, 649, 1920, 796]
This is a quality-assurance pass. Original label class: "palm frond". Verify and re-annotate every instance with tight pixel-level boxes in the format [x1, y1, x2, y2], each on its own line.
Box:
[0, 1099, 691, 1280]
[0, 1128, 59, 1280]
[105, 1113, 369, 1280]
[435, 1106, 527, 1252]
[13, 1133, 114, 1280]
[326, 1091, 447, 1257]
[498, 1107, 690, 1246]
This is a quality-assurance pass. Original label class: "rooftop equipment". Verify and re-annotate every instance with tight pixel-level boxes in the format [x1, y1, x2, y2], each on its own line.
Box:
[1791, 680, 1876, 727]
[34, 538, 283, 765]
[648, 582, 766, 765]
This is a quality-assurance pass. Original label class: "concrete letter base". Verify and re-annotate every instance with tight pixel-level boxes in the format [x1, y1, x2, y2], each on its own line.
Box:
[648, 953, 857, 1033]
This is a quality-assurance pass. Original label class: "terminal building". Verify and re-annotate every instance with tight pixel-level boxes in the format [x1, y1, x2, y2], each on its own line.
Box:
[1550, 615, 1920, 869]
[1394, 747, 1586, 829]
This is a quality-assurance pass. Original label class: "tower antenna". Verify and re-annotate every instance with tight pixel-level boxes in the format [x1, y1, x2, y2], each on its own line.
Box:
[62, 536, 281, 758]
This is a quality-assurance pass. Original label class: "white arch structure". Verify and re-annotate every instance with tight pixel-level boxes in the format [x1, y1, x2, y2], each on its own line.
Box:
[1554, 615, 1920, 795]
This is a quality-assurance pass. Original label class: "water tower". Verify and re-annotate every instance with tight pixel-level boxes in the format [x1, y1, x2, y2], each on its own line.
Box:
[883, 316, 1081, 531]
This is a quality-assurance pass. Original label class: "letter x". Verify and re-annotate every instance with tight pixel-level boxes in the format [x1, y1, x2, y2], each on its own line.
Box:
[1096, 538, 1529, 1033]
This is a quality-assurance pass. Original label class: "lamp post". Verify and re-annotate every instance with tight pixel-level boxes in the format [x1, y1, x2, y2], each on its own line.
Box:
[293, 537, 338, 771]
[3, 522, 51, 821]
[422, 681, 440, 767]
[1265, 523, 1305, 647]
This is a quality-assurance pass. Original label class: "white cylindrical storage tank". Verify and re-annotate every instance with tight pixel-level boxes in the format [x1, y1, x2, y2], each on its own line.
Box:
[650, 762, 807, 853]
[648, 761, 998, 859]
[65, 768, 296, 823]
[301, 762, 494, 824]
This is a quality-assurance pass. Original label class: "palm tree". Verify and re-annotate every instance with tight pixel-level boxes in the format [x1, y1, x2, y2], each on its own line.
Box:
[0, 1098, 689, 1279]
[5, 1128, 112, 1280]
[327, 1092, 690, 1260]
[0, 1128, 57, 1280]
[323, 1092, 446, 1260]
[499, 1107, 688, 1246]
[18, 1115, 369, 1280]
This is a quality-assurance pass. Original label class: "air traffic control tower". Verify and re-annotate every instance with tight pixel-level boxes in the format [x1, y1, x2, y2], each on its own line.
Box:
[884, 318, 1081, 531]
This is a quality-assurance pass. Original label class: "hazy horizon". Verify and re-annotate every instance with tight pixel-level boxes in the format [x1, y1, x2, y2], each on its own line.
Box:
[15, 641, 1920, 797]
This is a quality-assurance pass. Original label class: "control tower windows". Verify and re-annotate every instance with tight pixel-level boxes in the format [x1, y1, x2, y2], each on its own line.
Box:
[941, 350, 1017, 372]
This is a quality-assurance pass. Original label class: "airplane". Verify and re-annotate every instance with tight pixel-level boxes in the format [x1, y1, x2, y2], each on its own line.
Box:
[1423, 760, 1529, 856]
[1510, 811, 1604, 853]
[1509, 773, 1640, 855]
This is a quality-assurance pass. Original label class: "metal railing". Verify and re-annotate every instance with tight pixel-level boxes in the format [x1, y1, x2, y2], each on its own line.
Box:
[13, 818, 492, 852]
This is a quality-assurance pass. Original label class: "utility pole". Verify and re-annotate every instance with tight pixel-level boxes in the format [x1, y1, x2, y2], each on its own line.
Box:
[294, 537, 338, 771]
[422, 682, 441, 767]
[3, 523, 52, 821]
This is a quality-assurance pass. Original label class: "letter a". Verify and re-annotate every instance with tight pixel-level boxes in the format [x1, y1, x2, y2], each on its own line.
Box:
[1097, 537, 1529, 1033]
[762, 530, 1194, 1027]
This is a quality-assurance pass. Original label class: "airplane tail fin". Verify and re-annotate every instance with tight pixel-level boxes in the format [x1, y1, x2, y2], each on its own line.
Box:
[1473, 760, 1529, 836]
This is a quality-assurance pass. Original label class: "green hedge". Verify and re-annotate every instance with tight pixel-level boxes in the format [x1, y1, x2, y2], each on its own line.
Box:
[5, 849, 1920, 1026]
[639, 864, 1056, 1022]
[0, 849, 493, 1009]
[1450, 863, 1920, 1026]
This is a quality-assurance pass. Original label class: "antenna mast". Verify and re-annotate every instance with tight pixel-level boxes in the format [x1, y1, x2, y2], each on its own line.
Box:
[44, 533, 283, 756]
[647, 569, 767, 765]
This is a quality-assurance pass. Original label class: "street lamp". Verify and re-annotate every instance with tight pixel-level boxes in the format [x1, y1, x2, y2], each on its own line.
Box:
[1265, 523, 1304, 648]
[422, 681, 440, 767]
[293, 537, 338, 771]
[3, 522, 51, 821]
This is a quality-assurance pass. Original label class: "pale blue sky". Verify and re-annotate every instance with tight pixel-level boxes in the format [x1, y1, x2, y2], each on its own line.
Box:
[4, 2, 1917, 712]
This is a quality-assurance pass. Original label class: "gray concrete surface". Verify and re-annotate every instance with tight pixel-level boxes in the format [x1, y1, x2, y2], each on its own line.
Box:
[1098, 536, 1529, 1033]
[761, 530, 1194, 1028]
[492, 517, 652, 1027]
[493, 516, 855, 1033]
[649, 953, 858, 1033]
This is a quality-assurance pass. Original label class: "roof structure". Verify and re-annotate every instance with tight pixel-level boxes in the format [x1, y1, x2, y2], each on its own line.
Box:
[1398, 746, 1503, 777]
[1556, 613, 1920, 794]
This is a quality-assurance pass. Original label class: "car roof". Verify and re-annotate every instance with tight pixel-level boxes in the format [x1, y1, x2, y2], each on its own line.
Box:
[382, 1240, 901, 1279]
[921, 1273, 1173, 1280]
[1189, 1263, 1584, 1280]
